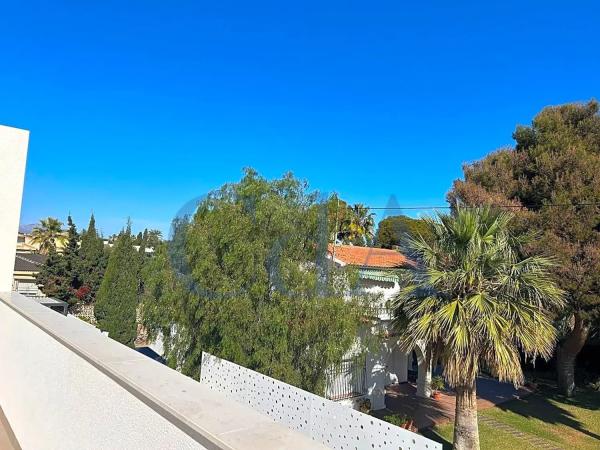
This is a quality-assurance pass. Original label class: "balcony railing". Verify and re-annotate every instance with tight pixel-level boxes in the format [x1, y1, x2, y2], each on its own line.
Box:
[364, 304, 393, 321]
[325, 358, 367, 401]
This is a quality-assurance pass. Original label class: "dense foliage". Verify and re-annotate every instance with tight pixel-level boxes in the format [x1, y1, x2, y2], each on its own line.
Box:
[325, 194, 375, 246]
[448, 100, 600, 395]
[77, 215, 108, 303]
[375, 215, 432, 249]
[36, 247, 72, 301]
[142, 169, 367, 394]
[37, 214, 108, 305]
[393, 207, 563, 450]
[134, 228, 163, 249]
[95, 223, 141, 347]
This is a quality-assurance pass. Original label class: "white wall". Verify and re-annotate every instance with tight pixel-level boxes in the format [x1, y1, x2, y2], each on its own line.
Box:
[0, 292, 321, 450]
[201, 352, 441, 450]
[0, 125, 29, 291]
[0, 300, 204, 450]
[382, 342, 409, 385]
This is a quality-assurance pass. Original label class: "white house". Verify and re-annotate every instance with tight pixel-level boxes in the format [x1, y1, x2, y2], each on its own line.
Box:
[326, 244, 433, 410]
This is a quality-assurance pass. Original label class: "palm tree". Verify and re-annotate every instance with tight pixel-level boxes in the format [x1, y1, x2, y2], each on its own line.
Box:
[30, 217, 67, 255]
[392, 207, 563, 450]
[341, 204, 375, 245]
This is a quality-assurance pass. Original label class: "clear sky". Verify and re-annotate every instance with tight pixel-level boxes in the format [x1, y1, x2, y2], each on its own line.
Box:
[2, 1, 598, 236]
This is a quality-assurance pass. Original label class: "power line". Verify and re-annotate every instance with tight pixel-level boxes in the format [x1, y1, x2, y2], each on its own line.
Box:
[365, 202, 600, 211]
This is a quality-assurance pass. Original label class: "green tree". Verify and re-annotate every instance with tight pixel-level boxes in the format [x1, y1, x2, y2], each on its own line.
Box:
[344, 203, 375, 246]
[95, 223, 140, 347]
[392, 207, 563, 450]
[62, 215, 81, 304]
[30, 217, 67, 255]
[145, 229, 163, 248]
[77, 214, 107, 303]
[324, 196, 375, 246]
[142, 169, 366, 393]
[36, 216, 79, 304]
[375, 215, 433, 249]
[36, 247, 72, 301]
[449, 100, 600, 396]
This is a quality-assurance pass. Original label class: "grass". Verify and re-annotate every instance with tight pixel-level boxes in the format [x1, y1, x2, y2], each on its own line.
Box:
[423, 385, 600, 449]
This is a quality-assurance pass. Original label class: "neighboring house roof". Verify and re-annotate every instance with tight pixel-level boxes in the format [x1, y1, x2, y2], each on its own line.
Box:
[327, 244, 409, 268]
[14, 253, 47, 272]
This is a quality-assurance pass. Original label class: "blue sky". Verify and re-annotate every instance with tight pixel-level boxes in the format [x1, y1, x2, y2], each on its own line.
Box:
[1, 1, 598, 236]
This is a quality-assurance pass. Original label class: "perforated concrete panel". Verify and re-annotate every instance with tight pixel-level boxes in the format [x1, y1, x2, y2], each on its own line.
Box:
[201, 353, 442, 450]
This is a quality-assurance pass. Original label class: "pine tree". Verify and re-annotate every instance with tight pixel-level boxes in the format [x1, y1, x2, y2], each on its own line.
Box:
[95, 223, 140, 347]
[62, 215, 80, 304]
[36, 216, 79, 304]
[145, 229, 162, 249]
[36, 247, 72, 301]
[78, 214, 107, 303]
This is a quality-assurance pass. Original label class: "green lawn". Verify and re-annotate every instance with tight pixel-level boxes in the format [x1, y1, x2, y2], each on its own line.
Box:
[422, 385, 600, 450]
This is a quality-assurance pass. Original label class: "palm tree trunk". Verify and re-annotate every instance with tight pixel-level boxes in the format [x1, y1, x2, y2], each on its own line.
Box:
[453, 383, 479, 450]
[557, 312, 589, 397]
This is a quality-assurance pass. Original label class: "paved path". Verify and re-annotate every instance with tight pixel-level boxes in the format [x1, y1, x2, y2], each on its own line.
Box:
[374, 376, 532, 430]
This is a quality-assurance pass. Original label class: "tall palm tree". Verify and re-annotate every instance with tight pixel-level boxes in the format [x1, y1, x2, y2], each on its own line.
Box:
[392, 207, 563, 450]
[30, 217, 67, 255]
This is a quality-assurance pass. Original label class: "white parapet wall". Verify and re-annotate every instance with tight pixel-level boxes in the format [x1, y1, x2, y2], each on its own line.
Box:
[200, 352, 442, 450]
[0, 294, 203, 450]
[0, 125, 29, 292]
[0, 292, 325, 450]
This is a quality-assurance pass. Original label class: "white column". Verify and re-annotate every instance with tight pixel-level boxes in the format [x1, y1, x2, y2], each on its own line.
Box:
[0, 125, 29, 292]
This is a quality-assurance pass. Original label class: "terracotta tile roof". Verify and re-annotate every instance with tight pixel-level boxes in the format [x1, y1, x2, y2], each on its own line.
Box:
[327, 244, 409, 268]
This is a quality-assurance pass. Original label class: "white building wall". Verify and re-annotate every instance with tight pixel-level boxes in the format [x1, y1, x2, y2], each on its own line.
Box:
[0, 125, 29, 291]
[381, 340, 409, 385]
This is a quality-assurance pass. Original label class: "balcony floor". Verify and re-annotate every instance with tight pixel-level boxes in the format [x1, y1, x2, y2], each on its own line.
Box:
[0, 410, 18, 450]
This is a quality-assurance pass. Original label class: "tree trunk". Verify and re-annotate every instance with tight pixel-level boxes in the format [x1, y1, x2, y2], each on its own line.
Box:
[453, 383, 479, 450]
[557, 312, 589, 397]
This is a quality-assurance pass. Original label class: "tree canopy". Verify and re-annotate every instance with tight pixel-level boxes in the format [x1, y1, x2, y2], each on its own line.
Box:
[142, 169, 366, 394]
[325, 195, 375, 246]
[37, 214, 109, 306]
[77, 214, 108, 304]
[30, 217, 67, 255]
[448, 100, 600, 395]
[392, 207, 563, 449]
[375, 215, 432, 249]
[95, 223, 140, 347]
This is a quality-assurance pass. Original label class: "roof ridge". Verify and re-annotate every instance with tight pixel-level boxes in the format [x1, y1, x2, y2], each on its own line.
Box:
[15, 253, 45, 266]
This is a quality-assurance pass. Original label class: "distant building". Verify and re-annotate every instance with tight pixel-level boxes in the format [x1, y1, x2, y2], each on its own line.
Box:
[17, 227, 67, 254]
[13, 253, 46, 297]
[325, 244, 433, 410]
[12, 252, 67, 315]
[16, 232, 39, 253]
